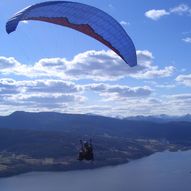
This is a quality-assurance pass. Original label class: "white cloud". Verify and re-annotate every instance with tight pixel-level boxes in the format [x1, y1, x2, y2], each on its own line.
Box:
[80, 93, 191, 117]
[130, 50, 175, 79]
[46, 50, 174, 80]
[155, 84, 176, 89]
[0, 50, 175, 81]
[0, 78, 20, 94]
[66, 50, 130, 81]
[112, 94, 191, 116]
[0, 57, 20, 70]
[0, 78, 85, 110]
[145, 4, 191, 20]
[145, 9, 169, 20]
[0, 56, 32, 76]
[0, 79, 82, 94]
[23, 80, 82, 94]
[1, 93, 85, 113]
[0, 55, 188, 117]
[176, 74, 191, 87]
[0, 77, 190, 116]
[182, 37, 191, 43]
[170, 4, 191, 15]
[164, 94, 191, 115]
[170, 93, 191, 100]
[120, 21, 130, 26]
[144, 80, 176, 89]
[16, 94, 84, 105]
[86, 83, 153, 101]
[131, 66, 175, 79]
[182, 30, 191, 35]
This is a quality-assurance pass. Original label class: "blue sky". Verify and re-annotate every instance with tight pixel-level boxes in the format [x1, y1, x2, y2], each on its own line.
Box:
[0, 0, 191, 116]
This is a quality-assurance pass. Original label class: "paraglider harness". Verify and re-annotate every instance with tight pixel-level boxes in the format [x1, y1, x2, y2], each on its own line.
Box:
[78, 139, 94, 161]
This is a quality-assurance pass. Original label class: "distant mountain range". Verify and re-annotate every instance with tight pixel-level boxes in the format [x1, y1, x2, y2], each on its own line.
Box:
[124, 114, 191, 122]
[0, 111, 191, 140]
[1, 111, 191, 128]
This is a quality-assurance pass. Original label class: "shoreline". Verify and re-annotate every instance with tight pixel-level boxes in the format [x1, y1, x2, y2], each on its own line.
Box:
[1, 148, 190, 179]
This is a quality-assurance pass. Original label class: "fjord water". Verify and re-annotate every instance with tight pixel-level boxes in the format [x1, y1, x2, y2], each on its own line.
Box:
[0, 150, 190, 191]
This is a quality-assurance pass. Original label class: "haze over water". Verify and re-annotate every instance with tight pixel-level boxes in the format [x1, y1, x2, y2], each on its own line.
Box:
[0, 150, 191, 191]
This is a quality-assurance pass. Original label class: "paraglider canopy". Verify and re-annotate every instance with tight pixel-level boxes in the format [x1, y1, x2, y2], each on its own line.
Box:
[6, 1, 137, 67]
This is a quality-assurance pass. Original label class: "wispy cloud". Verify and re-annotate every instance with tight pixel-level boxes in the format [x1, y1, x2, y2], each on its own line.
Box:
[144, 80, 176, 89]
[108, 4, 114, 9]
[145, 4, 191, 20]
[182, 37, 191, 43]
[176, 74, 191, 87]
[170, 4, 191, 15]
[83, 93, 191, 117]
[120, 20, 130, 26]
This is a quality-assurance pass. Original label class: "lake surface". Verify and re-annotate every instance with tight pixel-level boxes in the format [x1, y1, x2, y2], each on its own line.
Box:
[0, 150, 191, 191]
